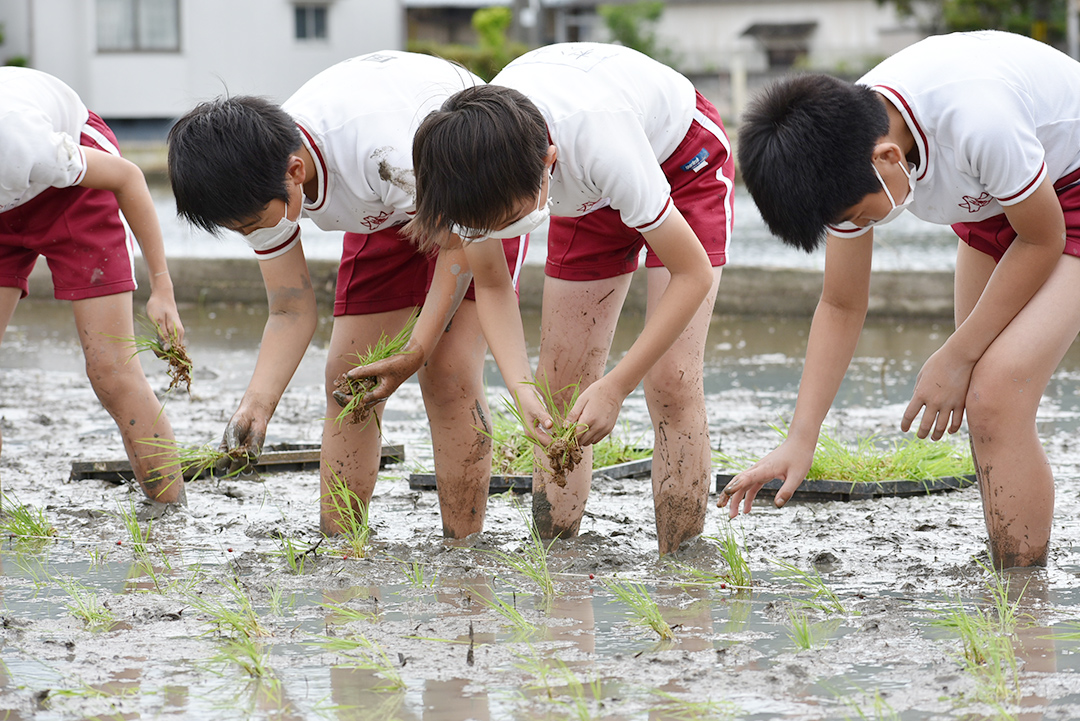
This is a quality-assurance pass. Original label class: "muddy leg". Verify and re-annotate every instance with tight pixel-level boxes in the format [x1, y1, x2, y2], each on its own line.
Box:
[320, 312, 413, 535]
[73, 293, 185, 504]
[645, 266, 721, 555]
[418, 299, 492, 539]
[534, 274, 632, 539]
[0, 286, 13, 502]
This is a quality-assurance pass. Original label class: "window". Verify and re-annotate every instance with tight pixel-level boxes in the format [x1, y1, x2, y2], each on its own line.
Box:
[295, 4, 328, 41]
[97, 0, 180, 52]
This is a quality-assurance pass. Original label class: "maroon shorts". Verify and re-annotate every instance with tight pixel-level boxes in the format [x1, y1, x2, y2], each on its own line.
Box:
[545, 91, 734, 281]
[335, 226, 528, 316]
[0, 112, 136, 300]
[953, 167, 1080, 262]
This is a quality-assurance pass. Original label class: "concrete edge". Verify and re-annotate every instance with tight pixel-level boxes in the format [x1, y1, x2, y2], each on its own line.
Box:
[27, 259, 955, 319]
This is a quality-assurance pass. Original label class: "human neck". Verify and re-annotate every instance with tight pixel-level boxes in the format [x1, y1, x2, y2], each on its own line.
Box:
[879, 94, 918, 166]
[296, 145, 319, 202]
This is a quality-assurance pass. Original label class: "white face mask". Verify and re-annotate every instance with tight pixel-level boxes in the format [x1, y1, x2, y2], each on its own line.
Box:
[864, 160, 916, 227]
[245, 194, 300, 249]
[453, 173, 551, 242]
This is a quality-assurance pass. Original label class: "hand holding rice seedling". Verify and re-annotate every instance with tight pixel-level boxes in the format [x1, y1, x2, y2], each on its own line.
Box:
[332, 313, 418, 427]
[109, 315, 193, 392]
[501, 378, 587, 487]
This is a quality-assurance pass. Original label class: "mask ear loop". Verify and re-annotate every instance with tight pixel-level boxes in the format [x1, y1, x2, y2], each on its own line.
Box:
[872, 164, 898, 211]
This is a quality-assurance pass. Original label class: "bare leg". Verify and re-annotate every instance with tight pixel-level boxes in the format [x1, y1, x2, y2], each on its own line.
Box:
[534, 274, 632, 539]
[0, 287, 21, 500]
[320, 310, 412, 535]
[72, 293, 185, 504]
[645, 266, 723, 555]
[417, 299, 493, 538]
[956, 245, 1080, 568]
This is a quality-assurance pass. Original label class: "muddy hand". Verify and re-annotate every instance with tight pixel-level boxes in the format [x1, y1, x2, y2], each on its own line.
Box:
[216, 418, 264, 475]
[332, 387, 386, 412]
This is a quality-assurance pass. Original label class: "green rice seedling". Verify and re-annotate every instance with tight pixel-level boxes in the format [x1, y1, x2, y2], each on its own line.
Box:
[650, 689, 740, 720]
[319, 598, 379, 625]
[333, 312, 417, 427]
[273, 535, 313, 575]
[209, 636, 276, 681]
[307, 634, 405, 691]
[500, 376, 586, 485]
[322, 466, 373, 559]
[395, 558, 436, 590]
[786, 606, 824, 650]
[715, 421, 974, 486]
[58, 577, 116, 632]
[108, 315, 193, 392]
[188, 579, 268, 640]
[770, 558, 846, 614]
[139, 437, 248, 480]
[511, 644, 563, 701]
[605, 579, 674, 641]
[115, 500, 152, 555]
[475, 586, 536, 640]
[929, 563, 1026, 706]
[266, 584, 292, 616]
[484, 500, 557, 600]
[0, 493, 56, 548]
[591, 423, 651, 469]
[1044, 621, 1080, 640]
[841, 689, 902, 720]
[705, 523, 753, 588]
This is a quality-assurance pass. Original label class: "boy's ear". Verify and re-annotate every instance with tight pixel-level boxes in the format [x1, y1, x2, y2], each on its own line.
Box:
[545, 144, 558, 168]
[285, 154, 306, 184]
[871, 141, 904, 166]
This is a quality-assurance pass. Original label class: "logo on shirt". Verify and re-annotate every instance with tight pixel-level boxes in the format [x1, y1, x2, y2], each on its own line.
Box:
[578, 200, 602, 213]
[360, 210, 391, 230]
[959, 193, 993, 213]
[361, 54, 396, 63]
[681, 148, 710, 173]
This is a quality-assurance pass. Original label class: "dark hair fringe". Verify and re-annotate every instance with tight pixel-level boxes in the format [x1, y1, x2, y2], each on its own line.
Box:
[167, 95, 301, 233]
[737, 74, 888, 252]
[407, 85, 549, 252]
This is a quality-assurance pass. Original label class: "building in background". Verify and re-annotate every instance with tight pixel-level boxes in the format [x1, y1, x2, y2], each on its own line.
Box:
[0, 0, 404, 136]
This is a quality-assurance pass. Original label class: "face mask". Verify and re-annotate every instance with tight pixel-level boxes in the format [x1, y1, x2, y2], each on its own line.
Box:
[245, 194, 300, 249]
[864, 160, 916, 228]
[453, 173, 551, 241]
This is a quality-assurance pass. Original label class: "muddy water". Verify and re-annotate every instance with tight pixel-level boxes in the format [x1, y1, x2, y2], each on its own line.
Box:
[1, 300, 1080, 720]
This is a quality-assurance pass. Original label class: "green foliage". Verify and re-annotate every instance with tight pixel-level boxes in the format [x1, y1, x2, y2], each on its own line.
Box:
[598, 1, 677, 67]
[890, 0, 1067, 44]
[408, 7, 527, 81]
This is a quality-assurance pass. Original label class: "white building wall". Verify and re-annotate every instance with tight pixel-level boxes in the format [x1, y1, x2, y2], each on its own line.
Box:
[6, 0, 404, 118]
[654, 0, 924, 74]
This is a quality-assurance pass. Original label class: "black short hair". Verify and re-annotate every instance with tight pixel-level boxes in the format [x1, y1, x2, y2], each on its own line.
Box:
[737, 74, 888, 252]
[167, 96, 301, 233]
[406, 84, 549, 252]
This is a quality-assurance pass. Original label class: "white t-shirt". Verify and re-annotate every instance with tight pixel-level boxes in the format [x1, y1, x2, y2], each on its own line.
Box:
[831, 30, 1080, 239]
[0, 67, 90, 213]
[245, 51, 480, 258]
[493, 43, 696, 233]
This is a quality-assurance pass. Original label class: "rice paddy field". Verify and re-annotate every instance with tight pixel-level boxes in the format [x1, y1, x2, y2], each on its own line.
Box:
[1, 301, 1080, 720]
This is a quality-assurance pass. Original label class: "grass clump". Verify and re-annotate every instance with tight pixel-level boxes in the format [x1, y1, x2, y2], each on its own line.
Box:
[716, 421, 974, 485]
[770, 558, 846, 614]
[110, 315, 193, 392]
[321, 466, 373, 559]
[58, 578, 117, 632]
[484, 500, 557, 600]
[333, 313, 417, 427]
[0, 493, 56, 547]
[605, 579, 674, 641]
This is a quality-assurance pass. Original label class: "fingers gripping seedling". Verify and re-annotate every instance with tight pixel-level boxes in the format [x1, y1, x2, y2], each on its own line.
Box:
[108, 315, 193, 393]
[332, 313, 418, 428]
[503, 378, 588, 487]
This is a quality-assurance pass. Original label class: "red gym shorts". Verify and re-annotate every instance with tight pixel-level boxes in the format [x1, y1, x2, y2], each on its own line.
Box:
[335, 226, 527, 316]
[545, 91, 734, 281]
[953, 166, 1080, 261]
[0, 112, 137, 300]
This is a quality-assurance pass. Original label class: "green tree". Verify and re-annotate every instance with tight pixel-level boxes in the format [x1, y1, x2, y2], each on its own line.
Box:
[890, 0, 1064, 45]
[407, 6, 526, 81]
[598, 1, 678, 67]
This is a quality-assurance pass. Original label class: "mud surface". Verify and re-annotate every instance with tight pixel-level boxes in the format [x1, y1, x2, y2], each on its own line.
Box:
[1, 301, 1080, 720]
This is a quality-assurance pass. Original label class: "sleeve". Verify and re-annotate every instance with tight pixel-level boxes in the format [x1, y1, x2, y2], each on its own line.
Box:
[0, 110, 87, 193]
[946, 80, 1045, 206]
[565, 109, 673, 231]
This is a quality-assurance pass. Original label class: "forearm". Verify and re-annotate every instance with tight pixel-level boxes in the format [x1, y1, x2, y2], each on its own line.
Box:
[787, 299, 868, 444]
[474, 281, 534, 391]
[409, 244, 473, 361]
[947, 234, 1062, 363]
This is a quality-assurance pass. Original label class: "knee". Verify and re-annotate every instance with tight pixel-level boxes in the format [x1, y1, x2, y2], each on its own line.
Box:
[965, 366, 1033, 438]
[644, 359, 702, 407]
